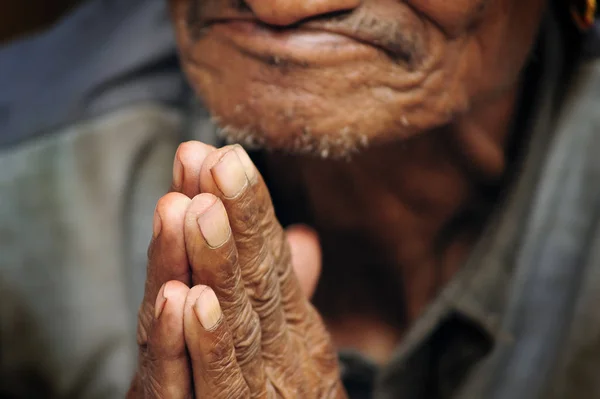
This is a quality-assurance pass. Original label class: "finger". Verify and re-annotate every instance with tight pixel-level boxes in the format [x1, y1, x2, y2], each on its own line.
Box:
[184, 193, 267, 396]
[198, 148, 293, 354]
[201, 146, 310, 329]
[139, 193, 191, 348]
[170, 141, 215, 197]
[286, 224, 322, 299]
[198, 148, 324, 396]
[184, 285, 250, 399]
[132, 281, 192, 398]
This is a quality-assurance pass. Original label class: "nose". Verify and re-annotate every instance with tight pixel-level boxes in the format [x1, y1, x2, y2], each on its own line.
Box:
[243, 0, 361, 26]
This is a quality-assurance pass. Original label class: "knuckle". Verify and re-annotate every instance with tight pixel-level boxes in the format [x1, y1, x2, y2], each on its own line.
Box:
[137, 304, 153, 348]
[142, 369, 169, 399]
[193, 249, 239, 295]
[233, 311, 261, 366]
[205, 331, 236, 371]
[207, 378, 250, 399]
[243, 249, 268, 280]
[265, 383, 278, 399]
[232, 194, 257, 225]
[311, 340, 339, 371]
[254, 254, 275, 283]
[258, 201, 277, 229]
[246, 256, 280, 310]
[223, 242, 239, 267]
[227, 381, 251, 399]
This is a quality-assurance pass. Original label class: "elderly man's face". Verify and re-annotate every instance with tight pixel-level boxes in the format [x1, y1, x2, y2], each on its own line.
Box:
[170, 0, 545, 157]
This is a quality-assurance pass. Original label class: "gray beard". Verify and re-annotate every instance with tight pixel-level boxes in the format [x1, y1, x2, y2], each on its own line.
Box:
[213, 117, 371, 160]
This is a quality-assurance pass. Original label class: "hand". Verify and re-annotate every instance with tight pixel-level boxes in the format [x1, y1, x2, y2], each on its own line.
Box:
[128, 142, 346, 398]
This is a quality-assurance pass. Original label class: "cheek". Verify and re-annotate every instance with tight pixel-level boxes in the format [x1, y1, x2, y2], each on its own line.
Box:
[407, 0, 489, 36]
[462, 0, 546, 98]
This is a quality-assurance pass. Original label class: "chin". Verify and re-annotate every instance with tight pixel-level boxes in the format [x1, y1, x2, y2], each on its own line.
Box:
[177, 27, 468, 159]
[184, 60, 465, 159]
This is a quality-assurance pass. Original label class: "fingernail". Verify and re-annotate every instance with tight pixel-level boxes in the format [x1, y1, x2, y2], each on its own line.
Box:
[197, 201, 231, 248]
[155, 283, 168, 319]
[173, 156, 183, 189]
[211, 150, 248, 198]
[233, 145, 257, 184]
[152, 209, 162, 239]
[194, 288, 222, 330]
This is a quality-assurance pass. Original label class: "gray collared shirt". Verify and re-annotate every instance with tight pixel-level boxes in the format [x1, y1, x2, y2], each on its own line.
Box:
[340, 11, 600, 399]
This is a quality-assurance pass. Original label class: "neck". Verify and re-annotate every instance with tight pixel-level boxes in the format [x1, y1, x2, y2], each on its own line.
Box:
[265, 85, 518, 359]
[0, 1, 81, 44]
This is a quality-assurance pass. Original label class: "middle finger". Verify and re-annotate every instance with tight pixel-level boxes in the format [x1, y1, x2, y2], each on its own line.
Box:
[184, 193, 267, 396]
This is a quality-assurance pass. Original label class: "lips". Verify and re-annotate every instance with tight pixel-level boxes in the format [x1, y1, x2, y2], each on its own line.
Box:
[205, 20, 382, 66]
[199, 14, 422, 67]
[302, 19, 416, 65]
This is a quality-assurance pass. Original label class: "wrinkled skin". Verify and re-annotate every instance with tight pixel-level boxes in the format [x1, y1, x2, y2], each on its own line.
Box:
[129, 142, 344, 398]
[170, 0, 545, 157]
[129, 0, 549, 397]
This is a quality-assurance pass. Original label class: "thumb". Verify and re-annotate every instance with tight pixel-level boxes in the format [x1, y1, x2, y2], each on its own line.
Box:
[285, 224, 322, 299]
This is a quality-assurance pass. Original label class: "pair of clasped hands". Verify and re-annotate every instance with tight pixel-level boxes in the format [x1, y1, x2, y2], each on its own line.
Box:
[127, 142, 346, 398]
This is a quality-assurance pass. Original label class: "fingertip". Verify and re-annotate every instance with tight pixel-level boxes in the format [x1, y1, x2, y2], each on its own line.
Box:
[153, 193, 192, 247]
[198, 146, 236, 195]
[185, 193, 234, 248]
[232, 144, 258, 184]
[152, 210, 162, 239]
[150, 281, 189, 355]
[144, 280, 192, 398]
[163, 280, 191, 300]
[187, 193, 219, 216]
[172, 155, 183, 191]
[174, 141, 216, 197]
[198, 200, 232, 249]
[286, 224, 322, 298]
[144, 196, 192, 341]
[185, 285, 223, 331]
[195, 287, 223, 330]
[157, 281, 190, 322]
[155, 192, 192, 222]
[154, 283, 168, 319]
[211, 149, 249, 198]
[183, 285, 249, 398]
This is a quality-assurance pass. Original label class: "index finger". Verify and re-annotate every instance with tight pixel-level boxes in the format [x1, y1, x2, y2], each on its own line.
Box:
[138, 193, 192, 344]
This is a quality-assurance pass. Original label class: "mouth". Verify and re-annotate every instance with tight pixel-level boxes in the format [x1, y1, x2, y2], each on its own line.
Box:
[199, 18, 417, 67]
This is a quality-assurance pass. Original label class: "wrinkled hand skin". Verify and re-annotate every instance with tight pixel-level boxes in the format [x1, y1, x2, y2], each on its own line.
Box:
[128, 141, 346, 398]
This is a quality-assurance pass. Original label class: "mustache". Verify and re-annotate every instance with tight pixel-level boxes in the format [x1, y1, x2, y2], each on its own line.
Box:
[187, 0, 426, 67]
[306, 9, 424, 66]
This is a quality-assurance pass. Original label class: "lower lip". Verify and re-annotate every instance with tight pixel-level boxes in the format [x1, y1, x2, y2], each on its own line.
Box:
[208, 21, 380, 65]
